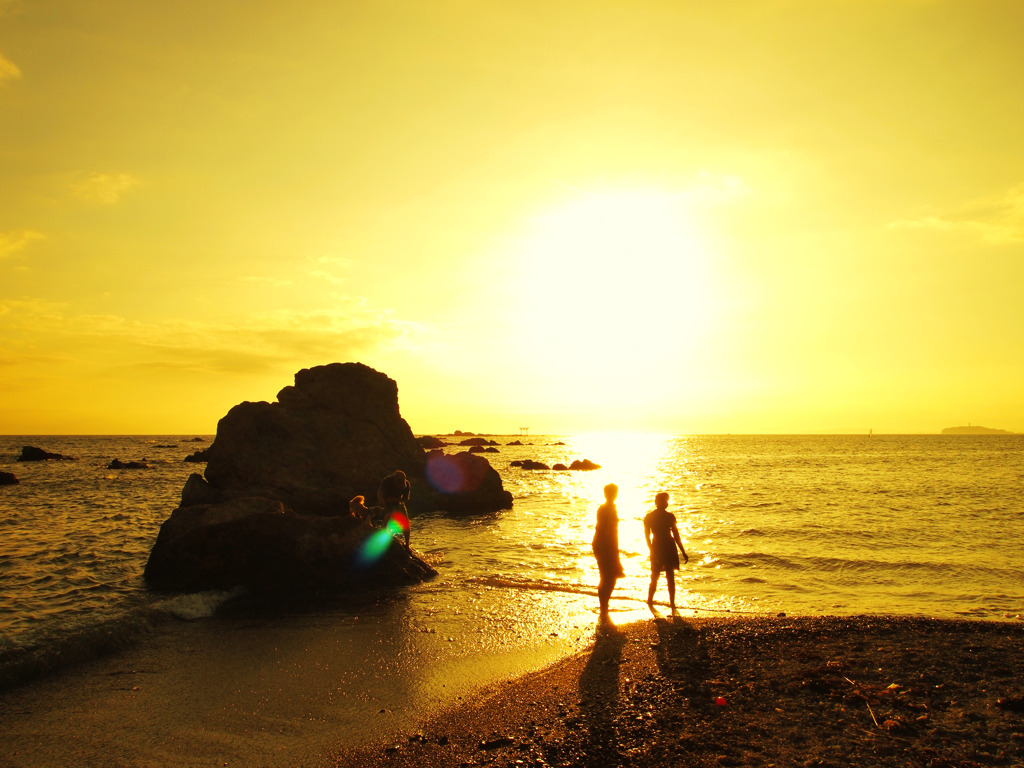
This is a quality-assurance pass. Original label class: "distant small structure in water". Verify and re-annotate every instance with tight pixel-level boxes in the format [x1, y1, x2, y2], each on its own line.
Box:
[519, 426, 529, 437]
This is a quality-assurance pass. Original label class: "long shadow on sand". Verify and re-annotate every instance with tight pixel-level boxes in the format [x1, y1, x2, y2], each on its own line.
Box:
[572, 619, 629, 764]
[547, 612, 713, 767]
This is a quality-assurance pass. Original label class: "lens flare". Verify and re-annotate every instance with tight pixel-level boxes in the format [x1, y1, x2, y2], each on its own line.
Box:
[426, 454, 465, 493]
[387, 511, 410, 538]
[355, 529, 394, 569]
[354, 512, 410, 569]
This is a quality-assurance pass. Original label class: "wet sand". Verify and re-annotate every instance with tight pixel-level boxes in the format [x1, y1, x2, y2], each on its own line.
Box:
[0, 590, 595, 768]
[339, 614, 1024, 768]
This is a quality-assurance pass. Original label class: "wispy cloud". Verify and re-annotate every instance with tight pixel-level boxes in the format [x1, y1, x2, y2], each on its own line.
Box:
[0, 53, 19, 84]
[240, 275, 294, 288]
[0, 230, 44, 259]
[890, 186, 1024, 245]
[0, 300, 429, 377]
[308, 269, 346, 286]
[70, 172, 143, 204]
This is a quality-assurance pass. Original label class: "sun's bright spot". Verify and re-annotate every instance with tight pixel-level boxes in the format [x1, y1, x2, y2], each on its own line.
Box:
[506, 187, 722, 414]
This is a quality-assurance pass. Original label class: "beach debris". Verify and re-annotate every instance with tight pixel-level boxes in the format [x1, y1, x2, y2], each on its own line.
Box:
[865, 700, 880, 728]
[996, 695, 1024, 712]
[715, 696, 728, 706]
[479, 736, 515, 750]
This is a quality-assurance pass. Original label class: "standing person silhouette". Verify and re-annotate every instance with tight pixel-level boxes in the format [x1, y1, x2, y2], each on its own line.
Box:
[644, 492, 688, 610]
[592, 483, 625, 617]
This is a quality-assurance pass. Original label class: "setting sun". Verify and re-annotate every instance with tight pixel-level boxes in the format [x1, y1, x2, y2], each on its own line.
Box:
[493, 188, 724, 419]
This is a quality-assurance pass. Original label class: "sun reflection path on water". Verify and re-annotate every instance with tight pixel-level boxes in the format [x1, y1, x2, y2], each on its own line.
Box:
[537, 431, 756, 619]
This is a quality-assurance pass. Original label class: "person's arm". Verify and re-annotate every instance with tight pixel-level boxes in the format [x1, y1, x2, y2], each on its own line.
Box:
[643, 517, 652, 550]
[671, 520, 689, 564]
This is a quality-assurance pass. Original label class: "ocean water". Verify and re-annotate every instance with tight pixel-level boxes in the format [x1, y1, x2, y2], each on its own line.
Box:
[0, 434, 1019, 765]
[1, 433, 1022, 694]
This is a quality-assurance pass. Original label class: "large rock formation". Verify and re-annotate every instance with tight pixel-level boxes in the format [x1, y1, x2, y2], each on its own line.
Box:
[144, 362, 511, 593]
[190, 362, 428, 516]
[143, 496, 429, 593]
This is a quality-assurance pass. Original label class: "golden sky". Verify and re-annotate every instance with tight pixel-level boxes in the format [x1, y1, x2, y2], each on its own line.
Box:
[2, 0, 1022, 435]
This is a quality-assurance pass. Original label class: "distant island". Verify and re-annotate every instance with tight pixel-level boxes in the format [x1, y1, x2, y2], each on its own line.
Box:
[941, 425, 1015, 435]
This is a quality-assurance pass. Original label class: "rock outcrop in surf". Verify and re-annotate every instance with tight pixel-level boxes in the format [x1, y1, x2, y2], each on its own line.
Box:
[17, 446, 71, 462]
[144, 362, 512, 593]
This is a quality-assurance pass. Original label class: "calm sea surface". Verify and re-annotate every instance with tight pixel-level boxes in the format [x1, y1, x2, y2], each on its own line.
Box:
[1, 433, 1022, 690]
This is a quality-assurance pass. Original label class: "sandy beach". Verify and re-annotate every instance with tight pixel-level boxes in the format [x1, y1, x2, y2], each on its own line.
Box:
[339, 614, 1024, 768]
[2, 611, 1022, 767]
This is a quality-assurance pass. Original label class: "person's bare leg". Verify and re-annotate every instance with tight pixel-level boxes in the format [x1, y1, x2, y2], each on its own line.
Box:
[666, 570, 676, 611]
[598, 577, 613, 614]
[647, 572, 658, 605]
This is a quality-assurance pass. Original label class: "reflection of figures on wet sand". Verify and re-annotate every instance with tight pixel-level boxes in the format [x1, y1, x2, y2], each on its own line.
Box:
[592, 483, 625, 616]
[645, 491, 688, 611]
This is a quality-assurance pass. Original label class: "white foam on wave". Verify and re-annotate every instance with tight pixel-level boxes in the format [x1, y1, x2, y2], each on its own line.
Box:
[153, 587, 246, 620]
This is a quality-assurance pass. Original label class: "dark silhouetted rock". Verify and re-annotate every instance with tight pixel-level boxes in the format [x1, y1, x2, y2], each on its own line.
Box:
[143, 496, 434, 593]
[552, 463, 568, 471]
[484, 446, 499, 453]
[425, 452, 513, 515]
[183, 448, 210, 463]
[108, 459, 150, 469]
[512, 459, 550, 470]
[417, 435, 446, 449]
[18, 446, 69, 462]
[0, 471, 18, 485]
[569, 459, 601, 471]
[181, 472, 216, 507]
[468, 445, 487, 453]
[197, 362, 427, 516]
[146, 362, 509, 593]
[506, 440, 523, 446]
[458, 437, 490, 446]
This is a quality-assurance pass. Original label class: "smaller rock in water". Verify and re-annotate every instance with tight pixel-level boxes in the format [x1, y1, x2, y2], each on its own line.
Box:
[0, 471, 19, 485]
[18, 445, 68, 462]
[108, 459, 150, 470]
